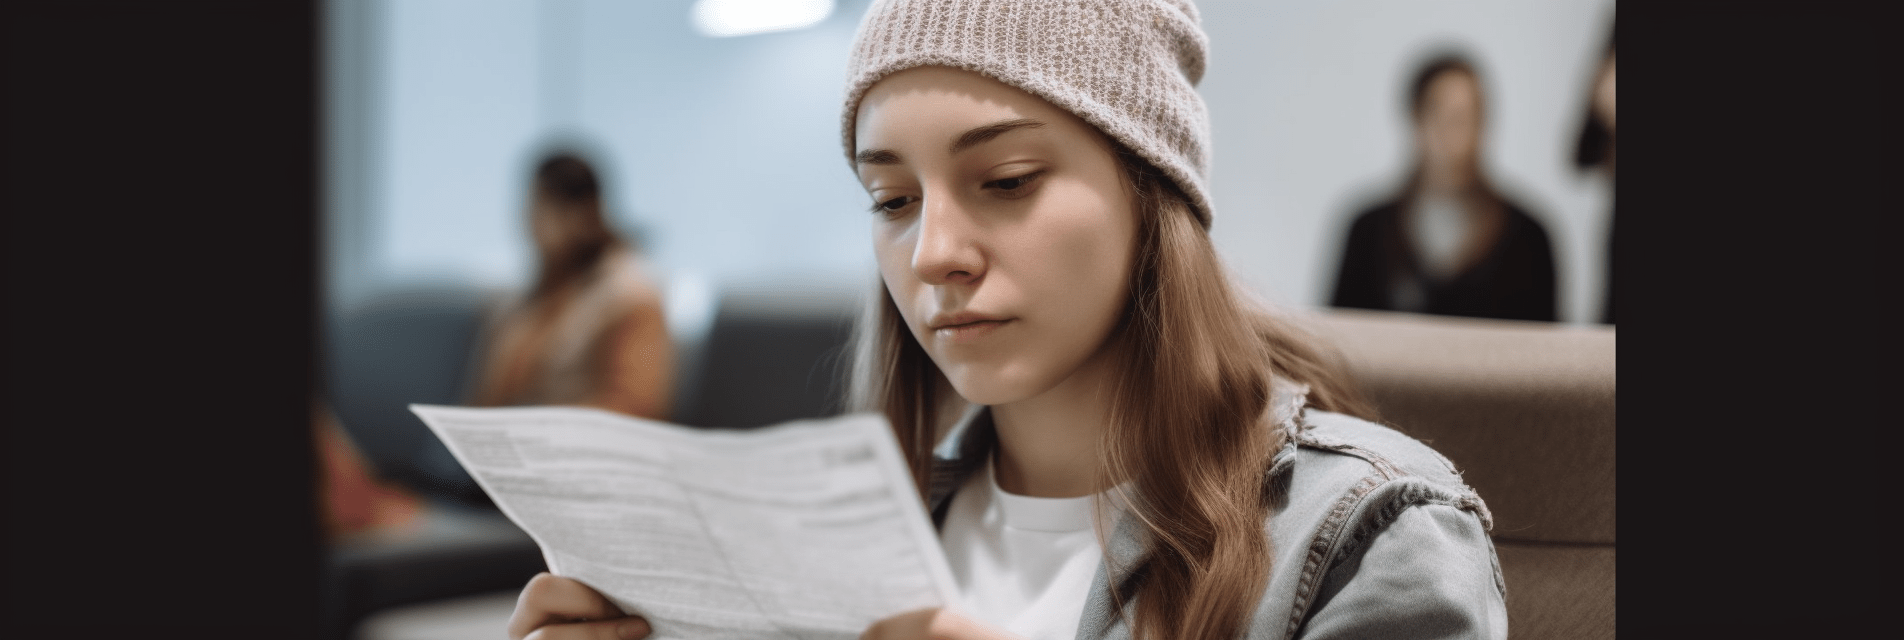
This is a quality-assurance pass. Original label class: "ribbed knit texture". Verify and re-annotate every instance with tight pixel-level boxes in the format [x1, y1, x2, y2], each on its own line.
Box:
[841, 0, 1215, 229]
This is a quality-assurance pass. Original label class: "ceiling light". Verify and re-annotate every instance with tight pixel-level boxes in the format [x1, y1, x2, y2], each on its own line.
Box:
[691, 0, 835, 38]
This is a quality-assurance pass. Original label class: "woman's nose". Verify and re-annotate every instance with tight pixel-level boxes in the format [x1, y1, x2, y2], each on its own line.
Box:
[911, 195, 985, 286]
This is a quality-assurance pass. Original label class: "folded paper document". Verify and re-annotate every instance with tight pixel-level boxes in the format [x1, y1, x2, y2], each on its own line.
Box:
[409, 405, 959, 640]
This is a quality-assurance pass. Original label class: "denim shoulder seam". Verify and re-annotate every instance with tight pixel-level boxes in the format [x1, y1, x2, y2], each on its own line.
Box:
[1334, 481, 1509, 602]
[1282, 472, 1381, 640]
[1295, 425, 1493, 532]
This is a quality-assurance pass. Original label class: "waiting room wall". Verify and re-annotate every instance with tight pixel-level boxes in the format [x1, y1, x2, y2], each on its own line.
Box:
[326, 0, 1616, 324]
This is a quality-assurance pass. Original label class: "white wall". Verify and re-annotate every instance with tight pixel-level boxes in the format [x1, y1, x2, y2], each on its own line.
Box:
[375, 0, 543, 289]
[567, 0, 876, 288]
[1199, 0, 1616, 322]
[329, 0, 1614, 324]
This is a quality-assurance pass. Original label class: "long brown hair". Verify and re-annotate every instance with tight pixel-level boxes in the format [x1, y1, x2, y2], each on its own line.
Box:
[849, 144, 1375, 639]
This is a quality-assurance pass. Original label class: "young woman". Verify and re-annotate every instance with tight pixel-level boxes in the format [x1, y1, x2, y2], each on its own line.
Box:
[509, 2, 1504, 639]
[469, 152, 674, 421]
[1328, 53, 1559, 323]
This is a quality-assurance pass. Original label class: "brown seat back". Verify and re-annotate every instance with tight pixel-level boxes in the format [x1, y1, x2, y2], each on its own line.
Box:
[1304, 309, 1615, 639]
[1306, 309, 1615, 544]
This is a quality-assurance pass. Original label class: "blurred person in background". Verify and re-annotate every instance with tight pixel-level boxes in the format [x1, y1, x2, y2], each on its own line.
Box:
[1575, 24, 1616, 325]
[315, 399, 423, 541]
[1329, 52, 1558, 322]
[467, 152, 675, 420]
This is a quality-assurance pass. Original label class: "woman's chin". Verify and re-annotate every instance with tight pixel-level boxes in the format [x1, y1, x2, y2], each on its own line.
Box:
[939, 364, 1051, 408]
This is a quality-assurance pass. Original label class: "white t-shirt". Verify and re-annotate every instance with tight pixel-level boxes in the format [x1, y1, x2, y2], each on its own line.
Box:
[939, 459, 1123, 640]
[1408, 193, 1477, 283]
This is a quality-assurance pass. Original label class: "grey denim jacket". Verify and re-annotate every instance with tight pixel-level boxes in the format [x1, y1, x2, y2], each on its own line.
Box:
[925, 381, 1508, 640]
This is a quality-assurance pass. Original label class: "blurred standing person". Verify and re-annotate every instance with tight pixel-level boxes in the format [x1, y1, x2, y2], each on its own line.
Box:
[1575, 24, 1616, 324]
[1330, 52, 1558, 322]
[468, 152, 675, 420]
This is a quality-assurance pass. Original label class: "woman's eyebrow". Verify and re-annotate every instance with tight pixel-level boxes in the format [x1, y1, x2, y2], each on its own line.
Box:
[854, 118, 1046, 166]
[855, 148, 902, 165]
[949, 118, 1045, 154]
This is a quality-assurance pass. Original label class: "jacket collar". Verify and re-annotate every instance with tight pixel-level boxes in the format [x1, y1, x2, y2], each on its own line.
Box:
[926, 404, 994, 529]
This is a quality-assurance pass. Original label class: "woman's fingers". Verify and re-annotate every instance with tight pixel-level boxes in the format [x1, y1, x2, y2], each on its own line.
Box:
[508, 573, 633, 640]
[926, 610, 1017, 639]
[861, 608, 938, 640]
[861, 608, 1021, 640]
[521, 617, 651, 640]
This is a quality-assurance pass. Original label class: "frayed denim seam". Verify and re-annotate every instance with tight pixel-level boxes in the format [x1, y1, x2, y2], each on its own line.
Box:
[1341, 481, 1508, 603]
[1488, 531, 1507, 601]
[1263, 439, 1299, 511]
[1297, 431, 1493, 532]
[1282, 474, 1381, 640]
[1280, 420, 1505, 636]
[1297, 431, 1402, 482]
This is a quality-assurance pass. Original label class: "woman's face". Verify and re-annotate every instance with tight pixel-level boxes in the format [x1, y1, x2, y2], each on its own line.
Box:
[1417, 70, 1484, 187]
[854, 66, 1138, 406]
[1593, 53, 1616, 132]
[530, 201, 564, 257]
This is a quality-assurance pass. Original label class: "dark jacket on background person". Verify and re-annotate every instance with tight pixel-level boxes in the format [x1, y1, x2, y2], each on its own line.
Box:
[1330, 199, 1557, 322]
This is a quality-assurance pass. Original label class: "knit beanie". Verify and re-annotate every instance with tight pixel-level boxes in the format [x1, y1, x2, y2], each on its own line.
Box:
[840, 0, 1215, 229]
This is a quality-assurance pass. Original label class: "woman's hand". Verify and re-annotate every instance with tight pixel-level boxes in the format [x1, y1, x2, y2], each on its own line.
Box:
[860, 608, 1020, 640]
[507, 572, 651, 640]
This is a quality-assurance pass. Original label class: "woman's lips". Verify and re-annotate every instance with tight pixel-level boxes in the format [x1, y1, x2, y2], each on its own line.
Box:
[933, 318, 1010, 343]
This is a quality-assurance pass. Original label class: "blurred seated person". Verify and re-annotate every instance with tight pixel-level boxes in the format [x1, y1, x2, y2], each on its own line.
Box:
[315, 399, 423, 541]
[1329, 52, 1557, 322]
[468, 152, 674, 420]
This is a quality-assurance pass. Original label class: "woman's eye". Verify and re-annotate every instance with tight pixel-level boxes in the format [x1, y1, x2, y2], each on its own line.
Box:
[868, 195, 916, 215]
[984, 172, 1041, 195]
